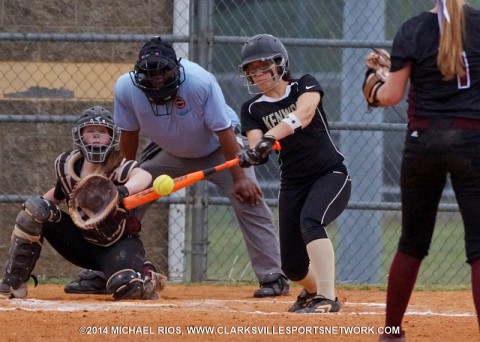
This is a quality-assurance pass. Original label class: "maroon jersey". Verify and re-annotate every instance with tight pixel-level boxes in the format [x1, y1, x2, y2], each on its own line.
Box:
[391, 6, 480, 119]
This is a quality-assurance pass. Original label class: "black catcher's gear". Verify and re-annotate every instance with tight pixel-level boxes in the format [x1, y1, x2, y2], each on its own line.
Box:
[64, 261, 161, 295]
[106, 268, 167, 300]
[238, 34, 288, 93]
[72, 106, 120, 163]
[0, 235, 41, 297]
[22, 196, 61, 224]
[130, 37, 185, 105]
[0, 206, 46, 298]
[54, 149, 138, 205]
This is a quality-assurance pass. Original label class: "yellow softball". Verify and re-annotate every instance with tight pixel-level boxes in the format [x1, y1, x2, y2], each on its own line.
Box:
[153, 174, 174, 196]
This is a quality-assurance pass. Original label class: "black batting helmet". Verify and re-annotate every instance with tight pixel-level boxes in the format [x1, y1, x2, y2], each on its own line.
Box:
[238, 34, 289, 93]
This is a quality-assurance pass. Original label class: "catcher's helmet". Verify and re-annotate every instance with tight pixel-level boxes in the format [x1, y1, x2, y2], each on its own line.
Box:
[72, 106, 120, 163]
[238, 34, 288, 93]
[130, 37, 185, 106]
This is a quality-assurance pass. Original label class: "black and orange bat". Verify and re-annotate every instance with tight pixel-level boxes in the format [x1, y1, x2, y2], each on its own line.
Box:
[122, 141, 280, 210]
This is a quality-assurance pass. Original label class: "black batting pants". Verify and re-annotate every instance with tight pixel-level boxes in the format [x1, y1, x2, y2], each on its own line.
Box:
[279, 170, 351, 281]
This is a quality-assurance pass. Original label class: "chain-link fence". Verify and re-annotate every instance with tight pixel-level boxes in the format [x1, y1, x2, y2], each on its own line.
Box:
[0, 0, 478, 286]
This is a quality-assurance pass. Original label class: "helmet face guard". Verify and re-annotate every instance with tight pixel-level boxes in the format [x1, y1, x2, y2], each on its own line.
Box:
[239, 56, 287, 94]
[72, 106, 120, 163]
[238, 34, 289, 94]
[130, 52, 185, 106]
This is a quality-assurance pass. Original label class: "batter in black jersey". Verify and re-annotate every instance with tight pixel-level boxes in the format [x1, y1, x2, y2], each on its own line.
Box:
[238, 34, 351, 314]
[367, 0, 480, 339]
[241, 74, 347, 183]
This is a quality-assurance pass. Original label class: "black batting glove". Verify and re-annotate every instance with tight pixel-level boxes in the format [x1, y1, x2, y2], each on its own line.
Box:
[238, 149, 271, 168]
[254, 135, 277, 159]
[239, 149, 260, 168]
[238, 135, 277, 168]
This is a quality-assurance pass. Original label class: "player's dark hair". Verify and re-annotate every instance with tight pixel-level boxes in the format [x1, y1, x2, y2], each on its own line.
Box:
[102, 150, 124, 177]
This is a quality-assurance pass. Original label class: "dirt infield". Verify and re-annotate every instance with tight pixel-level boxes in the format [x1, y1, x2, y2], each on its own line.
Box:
[0, 284, 477, 341]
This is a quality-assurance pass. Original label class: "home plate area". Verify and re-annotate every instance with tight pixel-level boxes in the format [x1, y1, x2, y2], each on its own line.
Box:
[0, 284, 476, 341]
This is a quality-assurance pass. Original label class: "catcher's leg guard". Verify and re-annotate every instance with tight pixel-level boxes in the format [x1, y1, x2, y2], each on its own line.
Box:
[0, 235, 41, 299]
[0, 210, 43, 299]
[106, 269, 158, 300]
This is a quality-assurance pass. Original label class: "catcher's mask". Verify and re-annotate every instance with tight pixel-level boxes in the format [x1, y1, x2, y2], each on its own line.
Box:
[238, 34, 288, 94]
[130, 37, 185, 108]
[72, 106, 120, 164]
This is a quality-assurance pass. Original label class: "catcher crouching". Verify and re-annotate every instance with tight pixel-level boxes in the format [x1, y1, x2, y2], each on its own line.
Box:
[0, 106, 166, 300]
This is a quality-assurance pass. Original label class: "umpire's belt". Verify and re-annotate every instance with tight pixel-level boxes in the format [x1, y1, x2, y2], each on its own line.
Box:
[409, 117, 480, 130]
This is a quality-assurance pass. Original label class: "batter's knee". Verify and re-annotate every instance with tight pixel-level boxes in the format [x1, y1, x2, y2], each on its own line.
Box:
[301, 225, 328, 245]
[282, 264, 308, 282]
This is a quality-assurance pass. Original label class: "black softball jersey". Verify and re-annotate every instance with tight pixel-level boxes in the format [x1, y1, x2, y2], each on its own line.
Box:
[240, 74, 346, 184]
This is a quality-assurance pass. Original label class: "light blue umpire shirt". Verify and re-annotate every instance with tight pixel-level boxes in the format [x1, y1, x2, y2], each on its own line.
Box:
[114, 59, 240, 158]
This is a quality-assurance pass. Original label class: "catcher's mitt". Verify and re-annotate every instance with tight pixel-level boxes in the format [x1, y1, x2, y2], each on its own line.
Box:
[69, 174, 119, 229]
[362, 48, 391, 107]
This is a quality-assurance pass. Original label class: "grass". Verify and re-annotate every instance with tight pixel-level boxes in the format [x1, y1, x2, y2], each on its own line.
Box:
[381, 213, 471, 286]
[38, 207, 471, 289]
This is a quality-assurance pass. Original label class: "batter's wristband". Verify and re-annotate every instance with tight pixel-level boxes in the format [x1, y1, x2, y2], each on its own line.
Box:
[282, 113, 302, 132]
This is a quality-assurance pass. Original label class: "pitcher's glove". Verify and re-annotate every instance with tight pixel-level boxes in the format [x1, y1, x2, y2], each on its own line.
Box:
[69, 174, 119, 229]
[362, 48, 391, 107]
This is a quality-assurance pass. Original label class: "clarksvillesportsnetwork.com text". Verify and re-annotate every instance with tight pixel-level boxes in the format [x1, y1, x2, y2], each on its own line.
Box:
[78, 325, 401, 335]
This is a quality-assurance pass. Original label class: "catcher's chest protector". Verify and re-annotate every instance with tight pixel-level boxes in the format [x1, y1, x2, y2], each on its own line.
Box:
[55, 150, 137, 246]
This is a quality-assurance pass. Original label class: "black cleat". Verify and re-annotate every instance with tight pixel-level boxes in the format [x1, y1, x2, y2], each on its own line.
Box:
[64, 269, 109, 294]
[295, 295, 342, 313]
[288, 288, 316, 312]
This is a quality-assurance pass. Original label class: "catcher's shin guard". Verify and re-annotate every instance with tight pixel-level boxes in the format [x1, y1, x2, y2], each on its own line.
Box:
[106, 269, 165, 300]
[0, 235, 41, 298]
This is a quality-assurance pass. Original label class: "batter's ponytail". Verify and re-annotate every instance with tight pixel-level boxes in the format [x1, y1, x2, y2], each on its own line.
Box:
[437, 0, 466, 80]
